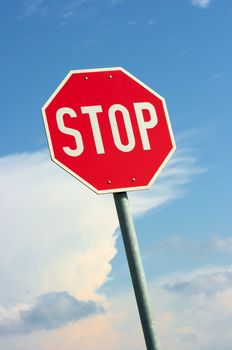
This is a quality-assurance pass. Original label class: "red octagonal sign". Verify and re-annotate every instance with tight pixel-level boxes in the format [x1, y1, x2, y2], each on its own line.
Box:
[42, 67, 176, 194]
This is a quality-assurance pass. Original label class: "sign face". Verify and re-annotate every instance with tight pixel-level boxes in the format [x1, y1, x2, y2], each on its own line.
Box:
[42, 67, 176, 194]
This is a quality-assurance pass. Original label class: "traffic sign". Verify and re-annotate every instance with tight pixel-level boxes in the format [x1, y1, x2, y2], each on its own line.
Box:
[42, 67, 175, 349]
[42, 67, 176, 194]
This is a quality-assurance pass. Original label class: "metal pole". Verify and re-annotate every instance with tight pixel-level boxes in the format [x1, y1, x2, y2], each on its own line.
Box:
[113, 192, 159, 350]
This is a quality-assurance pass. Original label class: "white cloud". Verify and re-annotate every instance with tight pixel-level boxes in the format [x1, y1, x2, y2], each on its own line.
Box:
[155, 266, 232, 350]
[212, 235, 232, 253]
[107, 266, 232, 350]
[47, 266, 232, 350]
[1, 266, 232, 349]
[0, 145, 202, 347]
[1, 150, 228, 349]
[0, 292, 103, 335]
[191, 0, 212, 8]
[160, 265, 232, 296]
[0, 150, 117, 305]
[21, 0, 120, 21]
[130, 148, 204, 215]
[21, 0, 93, 20]
[22, 0, 45, 16]
[0, 148, 201, 303]
[152, 234, 232, 257]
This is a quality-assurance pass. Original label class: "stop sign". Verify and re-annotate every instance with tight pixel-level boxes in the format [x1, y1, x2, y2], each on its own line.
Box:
[42, 67, 176, 194]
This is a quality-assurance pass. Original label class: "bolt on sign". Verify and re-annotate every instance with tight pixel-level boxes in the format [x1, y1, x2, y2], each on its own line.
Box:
[42, 67, 176, 350]
[42, 67, 175, 194]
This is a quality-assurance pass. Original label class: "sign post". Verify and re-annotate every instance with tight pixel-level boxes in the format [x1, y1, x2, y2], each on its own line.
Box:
[42, 67, 176, 350]
[114, 192, 158, 349]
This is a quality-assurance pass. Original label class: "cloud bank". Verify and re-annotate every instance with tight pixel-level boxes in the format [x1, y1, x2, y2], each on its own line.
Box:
[105, 265, 232, 350]
[1, 147, 230, 349]
[131, 148, 204, 215]
[161, 266, 232, 297]
[153, 234, 232, 256]
[0, 147, 201, 303]
[0, 292, 103, 335]
[0, 150, 117, 305]
[1, 265, 232, 349]
[153, 266, 232, 350]
[0, 146, 202, 343]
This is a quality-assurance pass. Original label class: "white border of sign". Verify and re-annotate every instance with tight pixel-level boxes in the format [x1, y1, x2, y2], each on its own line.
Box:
[42, 67, 176, 195]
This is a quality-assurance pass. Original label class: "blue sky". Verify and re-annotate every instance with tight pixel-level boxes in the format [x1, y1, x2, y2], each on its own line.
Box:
[1, 0, 232, 349]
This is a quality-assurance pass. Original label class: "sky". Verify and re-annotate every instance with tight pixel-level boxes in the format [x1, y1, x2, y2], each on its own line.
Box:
[1, 0, 232, 349]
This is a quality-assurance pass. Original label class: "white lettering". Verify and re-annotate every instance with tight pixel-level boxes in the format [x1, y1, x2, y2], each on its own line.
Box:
[56, 107, 84, 156]
[56, 102, 158, 156]
[81, 105, 105, 154]
[108, 104, 135, 152]
[134, 102, 158, 150]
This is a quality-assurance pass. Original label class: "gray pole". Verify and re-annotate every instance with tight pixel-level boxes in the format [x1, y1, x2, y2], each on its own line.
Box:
[113, 192, 159, 350]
